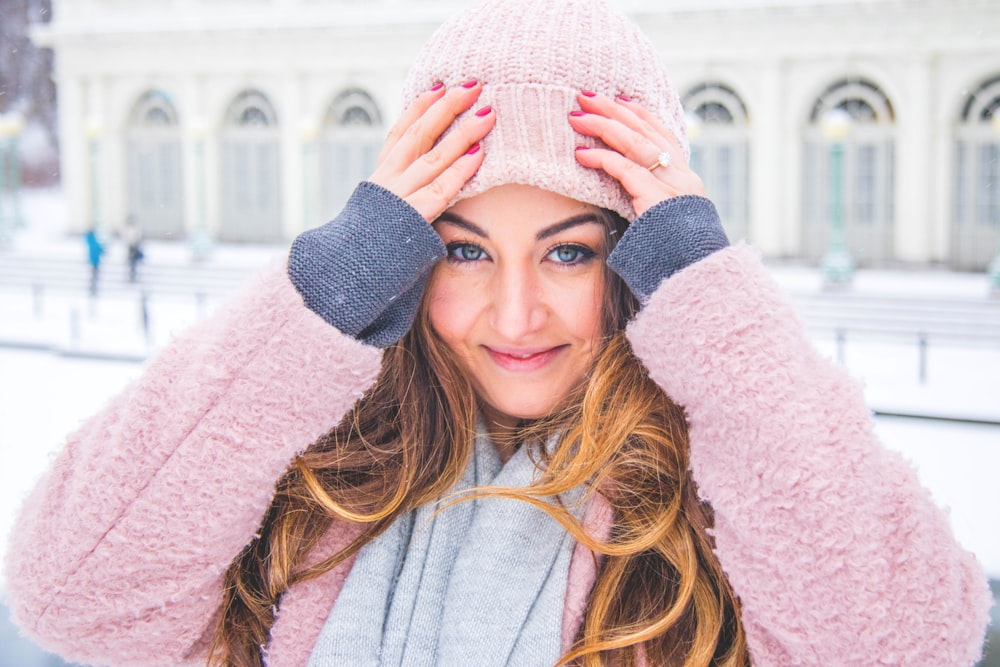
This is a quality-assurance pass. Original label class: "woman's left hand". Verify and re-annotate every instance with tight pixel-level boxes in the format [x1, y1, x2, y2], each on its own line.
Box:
[569, 92, 706, 217]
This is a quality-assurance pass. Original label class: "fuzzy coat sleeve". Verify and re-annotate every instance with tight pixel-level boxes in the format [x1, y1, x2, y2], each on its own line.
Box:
[625, 244, 991, 666]
[3, 263, 384, 666]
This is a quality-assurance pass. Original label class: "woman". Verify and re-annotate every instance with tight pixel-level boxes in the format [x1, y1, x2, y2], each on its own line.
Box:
[4, 1, 990, 666]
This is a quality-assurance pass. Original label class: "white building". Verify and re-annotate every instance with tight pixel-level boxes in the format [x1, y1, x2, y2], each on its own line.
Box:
[31, 0, 1000, 269]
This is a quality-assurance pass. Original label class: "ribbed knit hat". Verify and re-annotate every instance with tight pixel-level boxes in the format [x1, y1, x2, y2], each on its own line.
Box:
[401, 0, 687, 221]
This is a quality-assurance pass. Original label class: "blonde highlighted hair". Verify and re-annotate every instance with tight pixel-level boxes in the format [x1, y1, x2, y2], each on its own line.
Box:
[210, 210, 748, 667]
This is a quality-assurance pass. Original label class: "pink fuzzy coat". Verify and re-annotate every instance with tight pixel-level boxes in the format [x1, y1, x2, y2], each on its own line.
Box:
[4, 246, 991, 666]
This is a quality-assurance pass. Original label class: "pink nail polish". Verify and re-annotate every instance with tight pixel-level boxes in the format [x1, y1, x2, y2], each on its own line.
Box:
[581, 90, 597, 98]
[575, 146, 591, 151]
[466, 143, 482, 155]
[461, 79, 478, 89]
[569, 110, 587, 117]
[617, 94, 633, 103]
[430, 82, 444, 92]
[475, 105, 492, 117]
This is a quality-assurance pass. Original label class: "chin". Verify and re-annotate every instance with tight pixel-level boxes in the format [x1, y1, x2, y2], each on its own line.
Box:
[481, 392, 570, 424]
[505, 406, 556, 422]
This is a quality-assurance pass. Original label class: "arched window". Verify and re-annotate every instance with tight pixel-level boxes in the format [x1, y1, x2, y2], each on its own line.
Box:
[952, 75, 1000, 270]
[226, 90, 279, 128]
[220, 89, 283, 242]
[802, 78, 896, 265]
[126, 91, 184, 239]
[321, 88, 384, 216]
[682, 82, 750, 242]
[132, 92, 178, 127]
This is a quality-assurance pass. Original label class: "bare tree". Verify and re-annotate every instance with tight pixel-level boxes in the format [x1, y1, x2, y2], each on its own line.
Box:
[0, 0, 57, 183]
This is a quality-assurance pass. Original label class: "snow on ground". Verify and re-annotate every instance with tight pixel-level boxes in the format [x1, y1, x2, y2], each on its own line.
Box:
[0, 349, 143, 567]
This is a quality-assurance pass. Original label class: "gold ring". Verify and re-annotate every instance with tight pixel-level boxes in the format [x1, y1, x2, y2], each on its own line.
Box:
[647, 151, 671, 172]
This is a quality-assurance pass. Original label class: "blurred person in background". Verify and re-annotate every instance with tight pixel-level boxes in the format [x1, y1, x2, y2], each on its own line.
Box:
[121, 216, 144, 283]
[83, 227, 103, 296]
[3, 1, 991, 666]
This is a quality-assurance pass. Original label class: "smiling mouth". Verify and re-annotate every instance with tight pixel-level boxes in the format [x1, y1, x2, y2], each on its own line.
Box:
[485, 346, 567, 372]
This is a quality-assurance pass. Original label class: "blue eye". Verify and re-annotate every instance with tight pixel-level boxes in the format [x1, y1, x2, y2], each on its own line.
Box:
[447, 243, 487, 262]
[547, 244, 595, 265]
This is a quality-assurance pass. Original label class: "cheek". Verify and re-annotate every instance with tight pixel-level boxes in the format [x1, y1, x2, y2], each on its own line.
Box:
[556, 275, 605, 345]
[425, 270, 479, 349]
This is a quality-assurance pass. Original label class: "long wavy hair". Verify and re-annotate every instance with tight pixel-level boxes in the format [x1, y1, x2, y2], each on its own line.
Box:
[209, 209, 748, 667]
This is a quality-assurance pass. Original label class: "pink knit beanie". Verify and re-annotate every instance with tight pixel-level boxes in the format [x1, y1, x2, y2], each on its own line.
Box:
[401, 0, 687, 221]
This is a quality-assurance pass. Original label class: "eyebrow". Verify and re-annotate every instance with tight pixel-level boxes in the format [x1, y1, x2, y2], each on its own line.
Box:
[435, 212, 602, 241]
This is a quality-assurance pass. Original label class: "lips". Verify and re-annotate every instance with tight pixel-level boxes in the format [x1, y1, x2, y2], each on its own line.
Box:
[485, 345, 567, 372]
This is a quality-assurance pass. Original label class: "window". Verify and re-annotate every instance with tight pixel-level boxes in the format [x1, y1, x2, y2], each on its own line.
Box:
[952, 74, 1000, 269]
[682, 82, 750, 243]
[802, 78, 896, 265]
[226, 90, 279, 128]
[126, 91, 184, 239]
[220, 89, 283, 242]
[321, 88, 384, 217]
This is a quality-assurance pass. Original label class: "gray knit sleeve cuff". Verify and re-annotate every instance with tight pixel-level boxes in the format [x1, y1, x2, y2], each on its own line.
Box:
[288, 181, 446, 348]
[607, 195, 729, 302]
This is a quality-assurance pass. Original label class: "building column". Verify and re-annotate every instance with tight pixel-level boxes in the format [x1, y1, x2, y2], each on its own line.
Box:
[749, 60, 785, 256]
[180, 75, 201, 240]
[202, 76, 221, 242]
[930, 61, 954, 267]
[780, 60, 806, 258]
[894, 55, 935, 262]
[83, 77, 110, 234]
[59, 76, 87, 234]
[105, 77, 127, 233]
[280, 76, 304, 240]
[182, 74, 215, 254]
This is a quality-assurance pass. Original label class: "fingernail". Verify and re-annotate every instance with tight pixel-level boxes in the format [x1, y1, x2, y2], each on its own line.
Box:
[569, 110, 587, 117]
[581, 90, 597, 97]
[461, 79, 478, 89]
[430, 82, 444, 91]
[475, 105, 492, 117]
[575, 146, 591, 151]
[617, 94, 633, 103]
[466, 143, 482, 155]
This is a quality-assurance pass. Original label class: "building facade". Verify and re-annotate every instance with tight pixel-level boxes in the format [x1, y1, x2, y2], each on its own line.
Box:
[31, 0, 1000, 269]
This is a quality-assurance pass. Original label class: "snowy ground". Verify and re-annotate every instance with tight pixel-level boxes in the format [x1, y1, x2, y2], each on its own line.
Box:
[0, 188, 998, 663]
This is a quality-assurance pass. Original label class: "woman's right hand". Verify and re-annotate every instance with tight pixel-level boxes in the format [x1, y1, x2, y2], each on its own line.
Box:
[368, 81, 496, 222]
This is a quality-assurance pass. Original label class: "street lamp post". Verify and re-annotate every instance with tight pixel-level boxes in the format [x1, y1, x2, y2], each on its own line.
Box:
[987, 111, 1000, 293]
[0, 112, 26, 247]
[820, 107, 854, 286]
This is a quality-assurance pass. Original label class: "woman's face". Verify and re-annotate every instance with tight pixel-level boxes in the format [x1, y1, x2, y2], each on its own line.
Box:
[427, 184, 607, 429]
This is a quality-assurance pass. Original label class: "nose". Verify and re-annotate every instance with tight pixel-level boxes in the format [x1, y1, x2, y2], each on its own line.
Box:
[490, 261, 548, 341]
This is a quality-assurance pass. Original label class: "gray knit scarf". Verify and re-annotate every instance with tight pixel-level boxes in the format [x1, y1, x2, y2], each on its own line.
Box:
[307, 427, 582, 666]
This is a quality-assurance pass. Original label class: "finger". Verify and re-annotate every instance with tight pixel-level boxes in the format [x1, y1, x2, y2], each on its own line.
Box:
[568, 110, 675, 170]
[407, 144, 487, 221]
[394, 105, 495, 195]
[610, 96, 684, 152]
[376, 81, 483, 177]
[575, 146, 705, 217]
[378, 82, 446, 164]
[575, 92, 687, 172]
[577, 92, 664, 149]
[575, 146, 670, 216]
